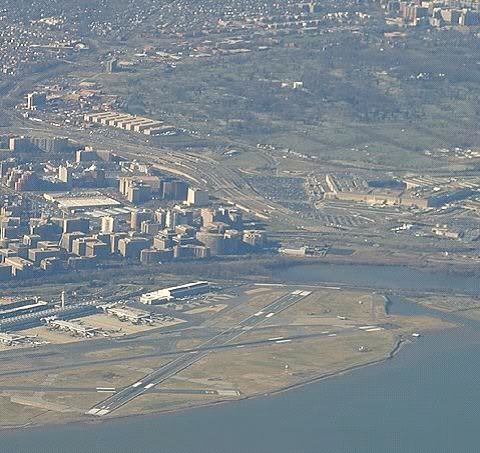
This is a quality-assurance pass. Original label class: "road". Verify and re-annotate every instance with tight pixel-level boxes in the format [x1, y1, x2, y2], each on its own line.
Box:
[87, 290, 312, 416]
[7, 116, 298, 225]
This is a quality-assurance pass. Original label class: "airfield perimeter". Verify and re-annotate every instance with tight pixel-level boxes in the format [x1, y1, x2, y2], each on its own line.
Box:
[0, 280, 452, 429]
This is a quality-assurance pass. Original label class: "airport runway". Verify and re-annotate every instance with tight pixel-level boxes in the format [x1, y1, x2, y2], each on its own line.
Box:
[0, 329, 358, 382]
[87, 290, 312, 416]
[0, 386, 232, 396]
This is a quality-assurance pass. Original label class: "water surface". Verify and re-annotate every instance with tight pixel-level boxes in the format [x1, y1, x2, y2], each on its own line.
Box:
[1, 264, 480, 453]
[274, 262, 480, 294]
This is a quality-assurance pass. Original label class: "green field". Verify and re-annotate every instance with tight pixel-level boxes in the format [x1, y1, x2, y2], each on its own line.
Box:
[86, 26, 480, 171]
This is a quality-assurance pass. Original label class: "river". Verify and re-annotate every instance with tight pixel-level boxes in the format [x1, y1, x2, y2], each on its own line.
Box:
[273, 262, 480, 294]
[1, 263, 480, 453]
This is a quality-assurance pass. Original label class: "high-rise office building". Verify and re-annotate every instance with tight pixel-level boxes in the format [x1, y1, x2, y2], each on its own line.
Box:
[101, 216, 117, 234]
[27, 92, 47, 110]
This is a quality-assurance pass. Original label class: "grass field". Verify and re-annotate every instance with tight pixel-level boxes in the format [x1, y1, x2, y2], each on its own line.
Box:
[167, 332, 395, 397]
[84, 28, 480, 172]
[0, 287, 456, 427]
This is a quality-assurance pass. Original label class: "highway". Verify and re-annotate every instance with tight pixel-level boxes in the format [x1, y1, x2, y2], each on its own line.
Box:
[1, 56, 296, 226]
[87, 290, 312, 416]
[7, 116, 296, 224]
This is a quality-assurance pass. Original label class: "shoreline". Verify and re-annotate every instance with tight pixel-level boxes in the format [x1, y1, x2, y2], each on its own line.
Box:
[1, 252, 480, 292]
[0, 260, 470, 436]
[0, 335, 408, 435]
[269, 256, 480, 277]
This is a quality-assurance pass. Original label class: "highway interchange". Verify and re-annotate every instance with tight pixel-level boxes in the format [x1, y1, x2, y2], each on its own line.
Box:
[7, 115, 300, 226]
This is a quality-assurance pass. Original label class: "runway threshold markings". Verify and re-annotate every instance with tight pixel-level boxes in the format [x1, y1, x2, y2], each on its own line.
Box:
[265, 313, 275, 318]
[132, 381, 143, 388]
[144, 383, 155, 389]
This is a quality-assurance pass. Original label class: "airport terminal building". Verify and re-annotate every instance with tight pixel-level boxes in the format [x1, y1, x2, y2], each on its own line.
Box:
[140, 281, 210, 304]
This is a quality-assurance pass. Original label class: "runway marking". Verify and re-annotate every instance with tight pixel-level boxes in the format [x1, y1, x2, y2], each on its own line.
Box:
[328, 334, 337, 337]
[217, 389, 241, 396]
[254, 311, 264, 317]
[88, 290, 312, 415]
[268, 337, 285, 341]
[254, 283, 285, 287]
[365, 327, 384, 332]
[359, 326, 378, 330]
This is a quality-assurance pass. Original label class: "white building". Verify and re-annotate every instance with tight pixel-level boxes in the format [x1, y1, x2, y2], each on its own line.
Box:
[186, 188, 210, 207]
[140, 281, 210, 304]
[101, 216, 117, 234]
